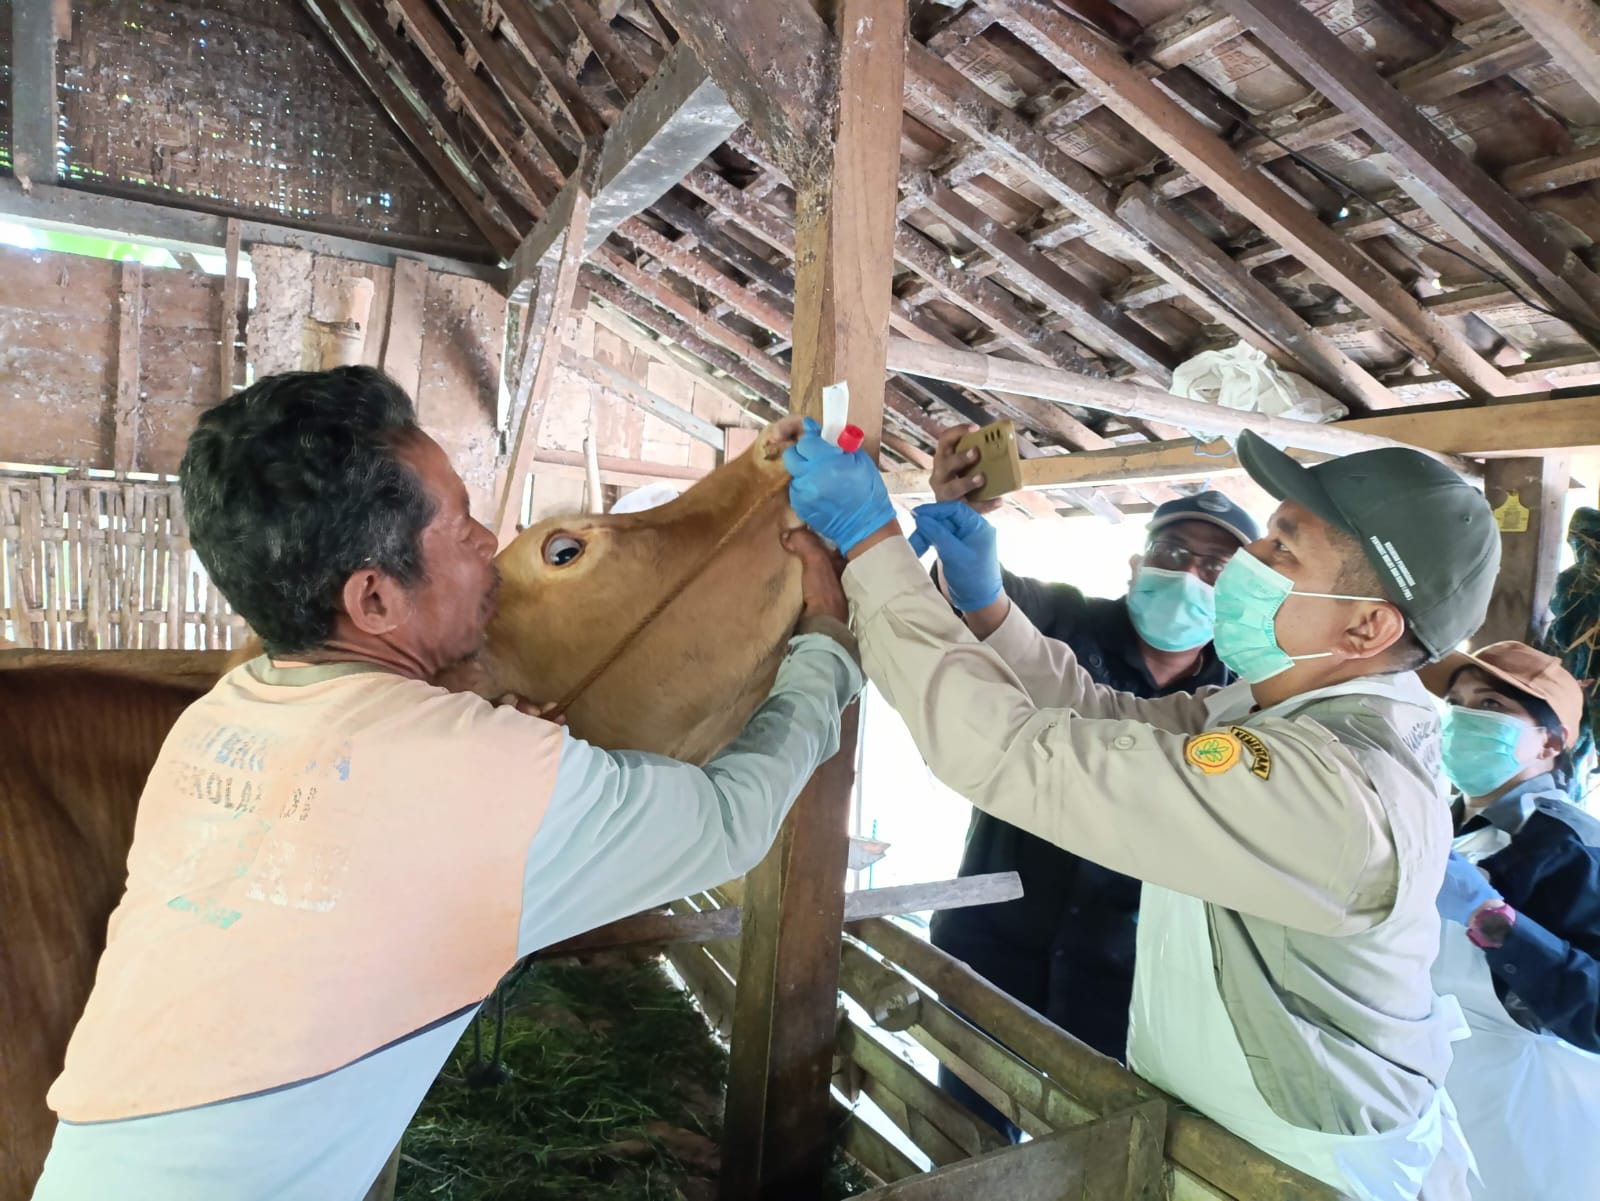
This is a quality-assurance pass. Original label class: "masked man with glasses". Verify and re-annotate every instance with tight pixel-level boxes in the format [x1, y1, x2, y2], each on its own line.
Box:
[926, 427, 1258, 1139]
[785, 421, 1495, 1200]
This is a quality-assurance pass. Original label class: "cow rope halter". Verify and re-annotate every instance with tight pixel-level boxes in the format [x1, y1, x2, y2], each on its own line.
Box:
[546, 472, 793, 719]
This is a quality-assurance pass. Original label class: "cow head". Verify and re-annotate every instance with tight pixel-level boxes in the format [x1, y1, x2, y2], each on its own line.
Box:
[472, 423, 804, 764]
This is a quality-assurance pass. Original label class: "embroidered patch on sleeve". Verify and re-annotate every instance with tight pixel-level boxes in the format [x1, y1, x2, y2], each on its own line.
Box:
[1228, 725, 1273, 780]
[1184, 731, 1242, 775]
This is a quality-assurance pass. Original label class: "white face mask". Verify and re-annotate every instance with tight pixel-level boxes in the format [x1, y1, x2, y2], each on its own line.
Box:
[1211, 550, 1388, 684]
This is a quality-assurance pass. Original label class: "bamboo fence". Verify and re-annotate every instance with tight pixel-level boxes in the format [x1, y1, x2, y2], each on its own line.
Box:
[0, 470, 248, 651]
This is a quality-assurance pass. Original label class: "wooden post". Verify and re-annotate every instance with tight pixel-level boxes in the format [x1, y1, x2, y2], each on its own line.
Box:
[113, 263, 143, 473]
[219, 218, 241, 396]
[381, 257, 429, 400]
[10, 0, 60, 185]
[1476, 456, 1572, 647]
[718, 1, 902, 1198]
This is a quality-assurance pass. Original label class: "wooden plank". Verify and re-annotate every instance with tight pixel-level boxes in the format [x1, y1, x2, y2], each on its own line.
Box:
[850, 1104, 1168, 1201]
[990, 0, 1517, 401]
[10, 0, 60, 185]
[303, 0, 521, 258]
[523, 450, 705, 491]
[381, 257, 429, 399]
[543, 872, 1025, 957]
[1113, 183, 1397, 414]
[113, 263, 144, 473]
[721, 4, 901, 1195]
[219, 217, 241, 396]
[654, 0, 833, 181]
[491, 0, 606, 138]
[1476, 456, 1572, 647]
[1213, 0, 1600, 329]
[838, 1023, 1006, 1161]
[1499, 0, 1600, 109]
[507, 44, 743, 297]
[854, 918, 1342, 1201]
[565, 0, 649, 97]
[494, 187, 594, 544]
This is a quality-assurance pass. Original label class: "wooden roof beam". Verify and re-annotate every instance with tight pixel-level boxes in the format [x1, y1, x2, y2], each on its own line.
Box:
[1214, 0, 1600, 333]
[10, 0, 59, 185]
[993, 0, 1517, 400]
[883, 391, 1600, 494]
[1498, 0, 1600, 110]
[905, 173, 1181, 385]
[1114, 183, 1399, 414]
[302, 0, 521, 258]
[564, 0, 651, 99]
[507, 43, 743, 299]
[654, 0, 835, 183]
[492, 0, 608, 137]
[381, 0, 560, 212]
[434, 0, 577, 173]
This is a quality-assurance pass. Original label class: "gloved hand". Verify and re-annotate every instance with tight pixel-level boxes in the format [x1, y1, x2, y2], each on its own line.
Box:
[908, 500, 1002, 613]
[782, 417, 897, 554]
[1436, 851, 1502, 926]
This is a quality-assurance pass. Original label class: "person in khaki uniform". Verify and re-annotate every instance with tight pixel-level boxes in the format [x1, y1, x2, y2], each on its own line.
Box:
[780, 419, 1500, 1201]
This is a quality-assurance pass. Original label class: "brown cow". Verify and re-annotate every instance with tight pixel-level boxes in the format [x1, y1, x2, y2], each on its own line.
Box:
[1, 424, 804, 1198]
[0, 669, 208, 1200]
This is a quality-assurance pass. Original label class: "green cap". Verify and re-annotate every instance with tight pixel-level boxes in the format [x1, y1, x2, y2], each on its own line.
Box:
[1235, 430, 1500, 660]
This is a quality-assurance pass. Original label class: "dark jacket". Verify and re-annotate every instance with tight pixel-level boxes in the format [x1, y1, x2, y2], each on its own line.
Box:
[1463, 775, 1600, 1053]
[929, 566, 1231, 1059]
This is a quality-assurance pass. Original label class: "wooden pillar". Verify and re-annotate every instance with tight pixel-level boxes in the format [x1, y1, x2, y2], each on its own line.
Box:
[718, 2, 902, 1198]
[11, 0, 61, 185]
[218, 218, 242, 396]
[113, 263, 143, 473]
[1476, 456, 1572, 647]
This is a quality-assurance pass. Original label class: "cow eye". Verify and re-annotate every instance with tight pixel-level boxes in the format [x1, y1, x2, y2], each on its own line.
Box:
[542, 534, 584, 566]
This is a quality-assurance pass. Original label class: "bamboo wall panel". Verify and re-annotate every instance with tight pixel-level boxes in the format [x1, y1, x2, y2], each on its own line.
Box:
[0, 471, 246, 651]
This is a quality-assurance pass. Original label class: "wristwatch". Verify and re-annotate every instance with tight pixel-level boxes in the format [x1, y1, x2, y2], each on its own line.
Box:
[1466, 900, 1517, 949]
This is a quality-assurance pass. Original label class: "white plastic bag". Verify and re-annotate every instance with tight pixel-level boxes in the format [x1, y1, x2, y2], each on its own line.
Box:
[1169, 343, 1347, 424]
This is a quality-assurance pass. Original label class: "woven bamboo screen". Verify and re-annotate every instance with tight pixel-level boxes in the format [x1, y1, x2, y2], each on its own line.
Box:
[0, 470, 248, 651]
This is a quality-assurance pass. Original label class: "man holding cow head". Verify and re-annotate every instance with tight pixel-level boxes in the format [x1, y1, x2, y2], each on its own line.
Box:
[33, 367, 863, 1201]
[926, 425, 1259, 1137]
[784, 417, 1496, 1200]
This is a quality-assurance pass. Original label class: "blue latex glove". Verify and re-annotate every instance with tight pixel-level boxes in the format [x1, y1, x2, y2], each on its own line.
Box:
[782, 416, 897, 554]
[1436, 851, 1502, 926]
[908, 500, 1002, 613]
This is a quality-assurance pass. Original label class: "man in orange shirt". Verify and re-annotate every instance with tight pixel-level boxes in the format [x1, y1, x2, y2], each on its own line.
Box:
[34, 367, 861, 1201]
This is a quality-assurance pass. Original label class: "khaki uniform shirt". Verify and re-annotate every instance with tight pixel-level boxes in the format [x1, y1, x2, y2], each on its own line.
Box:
[846, 538, 1455, 1134]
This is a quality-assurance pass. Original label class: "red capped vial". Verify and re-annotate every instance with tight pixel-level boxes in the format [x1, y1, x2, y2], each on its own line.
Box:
[837, 424, 866, 454]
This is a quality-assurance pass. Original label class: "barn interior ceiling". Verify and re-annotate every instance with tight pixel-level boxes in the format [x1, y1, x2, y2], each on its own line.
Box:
[293, 0, 1600, 511]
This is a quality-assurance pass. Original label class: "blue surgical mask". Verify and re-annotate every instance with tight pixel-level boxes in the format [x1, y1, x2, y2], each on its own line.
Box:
[1211, 550, 1387, 684]
[1127, 566, 1215, 652]
[1441, 706, 1535, 798]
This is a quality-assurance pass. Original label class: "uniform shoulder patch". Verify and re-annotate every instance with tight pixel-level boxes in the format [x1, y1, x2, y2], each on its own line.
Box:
[1227, 725, 1273, 780]
[1184, 730, 1242, 775]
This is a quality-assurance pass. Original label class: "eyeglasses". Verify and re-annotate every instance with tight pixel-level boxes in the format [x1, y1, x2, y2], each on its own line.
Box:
[1146, 540, 1233, 584]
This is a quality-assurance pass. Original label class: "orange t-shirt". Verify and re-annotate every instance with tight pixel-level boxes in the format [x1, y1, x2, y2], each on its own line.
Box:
[50, 660, 562, 1122]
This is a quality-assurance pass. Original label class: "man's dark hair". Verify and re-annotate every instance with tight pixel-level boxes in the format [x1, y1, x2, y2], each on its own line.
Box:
[180, 367, 435, 656]
[1330, 529, 1430, 672]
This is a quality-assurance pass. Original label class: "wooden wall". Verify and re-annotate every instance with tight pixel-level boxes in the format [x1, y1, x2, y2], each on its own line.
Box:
[0, 0, 485, 252]
[0, 243, 240, 473]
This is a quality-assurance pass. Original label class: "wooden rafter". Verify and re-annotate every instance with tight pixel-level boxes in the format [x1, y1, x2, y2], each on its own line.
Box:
[991, 0, 1517, 400]
[301, 0, 521, 257]
[655, 0, 835, 183]
[507, 43, 742, 299]
[1214, 0, 1600, 332]
[1498, 0, 1600, 110]
[381, 0, 561, 212]
[494, 1, 608, 138]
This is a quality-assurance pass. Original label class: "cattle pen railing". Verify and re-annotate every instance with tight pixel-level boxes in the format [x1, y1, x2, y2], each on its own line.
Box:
[635, 886, 1344, 1201]
[0, 469, 249, 651]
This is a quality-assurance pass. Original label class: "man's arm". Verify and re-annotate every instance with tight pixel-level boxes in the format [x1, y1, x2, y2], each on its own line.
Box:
[513, 627, 863, 956]
[845, 537, 1392, 934]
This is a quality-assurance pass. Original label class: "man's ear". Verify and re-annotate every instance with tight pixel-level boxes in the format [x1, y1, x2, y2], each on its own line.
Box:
[1336, 601, 1408, 663]
[340, 568, 413, 637]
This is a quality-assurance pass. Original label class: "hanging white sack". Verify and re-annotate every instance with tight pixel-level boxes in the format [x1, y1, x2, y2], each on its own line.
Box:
[1169, 343, 1348, 426]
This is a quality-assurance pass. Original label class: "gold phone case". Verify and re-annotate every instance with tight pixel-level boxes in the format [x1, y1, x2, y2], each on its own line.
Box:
[954, 420, 1023, 501]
